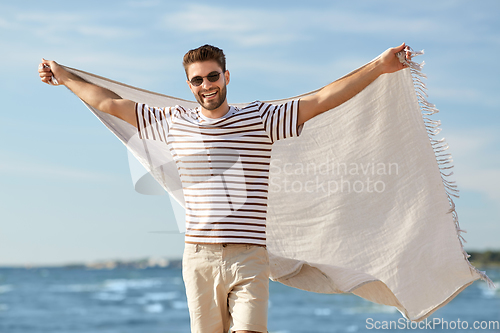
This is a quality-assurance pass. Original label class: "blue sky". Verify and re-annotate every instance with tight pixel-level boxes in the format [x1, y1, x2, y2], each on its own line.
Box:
[1, 0, 499, 266]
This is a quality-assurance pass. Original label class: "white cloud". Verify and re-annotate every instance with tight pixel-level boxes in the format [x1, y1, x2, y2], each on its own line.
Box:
[166, 5, 260, 33]
[76, 26, 141, 39]
[1, 8, 141, 46]
[312, 11, 436, 35]
[16, 12, 83, 24]
[161, 4, 444, 48]
[456, 168, 500, 201]
[445, 128, 500, 202]
[0, 151, 115, 182]
[433, 87, 480, 101]
[0, 17, 9, 28]
[162, 5, 306, 47]
[445, 129, 497, 157]
[127, 0, 161, 8]
[430, 84, 498, 109]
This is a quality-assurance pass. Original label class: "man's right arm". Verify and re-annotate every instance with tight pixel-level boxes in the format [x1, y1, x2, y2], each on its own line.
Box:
[38, 59, 137, 128]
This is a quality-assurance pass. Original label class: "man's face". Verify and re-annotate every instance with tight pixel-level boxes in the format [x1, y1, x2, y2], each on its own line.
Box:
[186, 60, 230, 111]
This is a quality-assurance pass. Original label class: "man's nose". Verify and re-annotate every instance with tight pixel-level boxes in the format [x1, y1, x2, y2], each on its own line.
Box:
[201, 78, 212, 89]
[201, 77, 213, 89]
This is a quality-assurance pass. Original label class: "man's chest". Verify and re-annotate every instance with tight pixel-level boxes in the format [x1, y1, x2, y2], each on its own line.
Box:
[166, 122, 273, 184]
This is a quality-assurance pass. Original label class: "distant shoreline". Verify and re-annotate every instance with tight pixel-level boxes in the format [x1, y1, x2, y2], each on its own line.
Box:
[0, 257, 183, 270]
[468, 250, 500, 268]
[1, 250, 499, 270]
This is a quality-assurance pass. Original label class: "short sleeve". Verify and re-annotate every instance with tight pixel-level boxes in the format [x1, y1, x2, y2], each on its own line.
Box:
[135, 103, 172, 142]
[256, 100, 302, 143]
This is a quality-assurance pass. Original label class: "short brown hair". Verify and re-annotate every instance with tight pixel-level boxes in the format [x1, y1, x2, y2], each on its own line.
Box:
[183, 44, 226, 77]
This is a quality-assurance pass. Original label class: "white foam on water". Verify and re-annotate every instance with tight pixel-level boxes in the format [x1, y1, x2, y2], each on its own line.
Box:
[478, 280, 499, 299]
[103, 278, 163, 292]
[49, 283, 101, 293]
[144, 303, 164, 313]
[314, 308, 332, 316]
[169, 277, 183, 285]
[171, 300, 188, 310]
[0, 285, 13, 294]
[139, 291, 179, 302]
[346, 324, 358, 332]
[92, 292, 127, 301]
[342, 303, 397, 315]
[48, 277, 163, 294]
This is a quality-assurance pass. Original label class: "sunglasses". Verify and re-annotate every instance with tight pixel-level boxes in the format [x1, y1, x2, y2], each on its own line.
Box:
[189, 71, 222, 86]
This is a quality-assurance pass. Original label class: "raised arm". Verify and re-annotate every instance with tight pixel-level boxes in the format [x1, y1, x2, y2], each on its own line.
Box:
[297, 43, 410, 126]
[38, 59, 137, 128]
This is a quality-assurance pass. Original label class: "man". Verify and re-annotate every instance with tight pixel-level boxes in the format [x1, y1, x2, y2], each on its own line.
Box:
[38, 44, 410, 333]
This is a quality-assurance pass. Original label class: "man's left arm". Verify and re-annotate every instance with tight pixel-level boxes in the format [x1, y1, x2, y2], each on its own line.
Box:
[297, 43, 410, 126]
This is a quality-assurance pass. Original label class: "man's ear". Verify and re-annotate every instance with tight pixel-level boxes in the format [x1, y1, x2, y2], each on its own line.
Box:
[224, 70, 230, 85]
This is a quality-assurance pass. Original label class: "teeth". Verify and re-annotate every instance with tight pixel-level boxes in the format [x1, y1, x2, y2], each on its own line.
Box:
[203, 91, 217, 98]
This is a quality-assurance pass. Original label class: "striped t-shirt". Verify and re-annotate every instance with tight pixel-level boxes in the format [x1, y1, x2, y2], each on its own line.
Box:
[135, 100, 302, 246]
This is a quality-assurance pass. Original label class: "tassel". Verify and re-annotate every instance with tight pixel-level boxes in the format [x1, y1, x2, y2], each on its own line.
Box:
[400, 46, 494, 289]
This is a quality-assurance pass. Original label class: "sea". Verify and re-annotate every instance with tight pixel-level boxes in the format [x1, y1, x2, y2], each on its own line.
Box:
[0, 266, 498, 333]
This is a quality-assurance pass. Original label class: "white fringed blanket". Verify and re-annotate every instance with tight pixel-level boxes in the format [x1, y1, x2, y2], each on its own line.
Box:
[60, 52, 491, 321]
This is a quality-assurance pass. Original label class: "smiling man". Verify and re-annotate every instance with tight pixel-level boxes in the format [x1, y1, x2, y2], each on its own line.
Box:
[185, 53, 229, 115]
[39, 44, 409, 333]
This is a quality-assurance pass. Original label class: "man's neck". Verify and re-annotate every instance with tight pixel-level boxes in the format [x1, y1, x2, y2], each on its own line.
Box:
[200, 102, 230, 119]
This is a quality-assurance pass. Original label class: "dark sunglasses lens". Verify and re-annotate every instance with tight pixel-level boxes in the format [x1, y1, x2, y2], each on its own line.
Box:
[191, 77, 203, 86]
[207, 72, 220, 82]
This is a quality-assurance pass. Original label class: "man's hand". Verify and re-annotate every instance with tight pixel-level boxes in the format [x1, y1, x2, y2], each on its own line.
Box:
[298, 43, 412, 126]
[37, 58, 137, 127]
[38, 59, 65, 86]
[379, 43, 411, 74]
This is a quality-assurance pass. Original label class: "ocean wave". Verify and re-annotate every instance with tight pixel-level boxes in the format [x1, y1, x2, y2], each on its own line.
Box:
[341, 303, 397, 315]
[478, 280, 499, 299]
[313, 308, 331, 316]
[92, 292, 127, 301]
[0, 285, 13, 294]
[102, 278, 163, 292]
[346, 325, 359, 332]
[144, 303, 164, 313]
[48, 278, 163, 293]
[49, 283, 101, 293]
[135, 291, 179, 304]
[171, 300, 188, 310]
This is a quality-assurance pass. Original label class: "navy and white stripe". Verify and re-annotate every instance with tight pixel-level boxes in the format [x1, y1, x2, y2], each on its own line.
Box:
[136, 100, 300, 246]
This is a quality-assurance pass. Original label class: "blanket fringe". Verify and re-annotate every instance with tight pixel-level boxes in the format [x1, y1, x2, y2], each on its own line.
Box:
[397, 48, 495, 289]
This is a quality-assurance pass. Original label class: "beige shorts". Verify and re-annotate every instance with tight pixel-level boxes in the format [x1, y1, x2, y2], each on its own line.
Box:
[182, 243, 270, 333]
